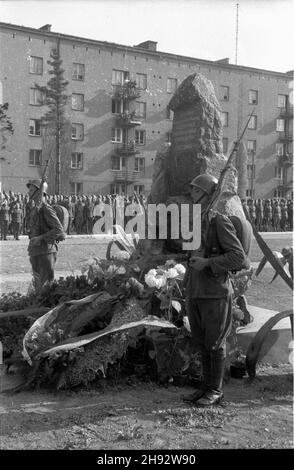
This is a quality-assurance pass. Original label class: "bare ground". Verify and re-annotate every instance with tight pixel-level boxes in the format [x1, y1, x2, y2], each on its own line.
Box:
[0, 364, 293, 450]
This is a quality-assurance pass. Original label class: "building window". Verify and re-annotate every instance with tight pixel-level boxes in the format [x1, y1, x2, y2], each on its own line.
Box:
[135, 101, 146, 119]
[135, 129, 146, 145]
[167, 78, 178, 93]
[220, 86, 229, 101]
[70, 182, 83, 195]
[246, 189, 255, 198]
[111, 127, 123, 143]
[249, 90, 258, 105]
[72, 93, 84, 111]
[29, 119, 41, 136]
[247, 164, 256, 179]
[71, 152, 83, 169]
[276, 142, 285, 156]
[111, 156, 126, 170]
[112, 99, 124, 114]
[166, 108, 174, 120]
[29, 88, 43, 106]
[29, 56, 43, 75]
[278, 94, 287, 108]
[72, 63, 85, 81]
[134, 157, 145, 172]
[274, 189, 284, 198]
[112, 69, 130, 85]
[136, 73, 147, 90]
[110, 183, 127, 195]
[247, 140, 256, 153]
[275, 167, 284, 179]
[71, 123, 84, 140]
[134, 184, 145, 195]
[222, 137, 228, 154]
[276, 118, 285, 132]
[248, 115, 257, 130]
[221, 111, 229, 127]
[29, 149, 42, 166]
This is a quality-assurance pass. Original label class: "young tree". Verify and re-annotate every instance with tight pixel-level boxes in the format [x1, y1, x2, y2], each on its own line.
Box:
[35, 45, 69, 193]
[0, 102, 14, 150]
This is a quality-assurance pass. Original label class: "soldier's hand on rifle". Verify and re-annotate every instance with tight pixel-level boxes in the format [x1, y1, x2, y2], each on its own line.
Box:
[189, 256, 210, 271]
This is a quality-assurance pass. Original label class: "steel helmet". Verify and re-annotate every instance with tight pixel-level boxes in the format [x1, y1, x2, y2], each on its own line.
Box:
[26, 179, 48, 194]
[190, 174, 218, 195]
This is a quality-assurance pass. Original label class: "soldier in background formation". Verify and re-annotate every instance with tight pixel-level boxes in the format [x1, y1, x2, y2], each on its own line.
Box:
[0, 190, 147, 239]
[241, 197, 293, 232]
[0, 189, 292, 238]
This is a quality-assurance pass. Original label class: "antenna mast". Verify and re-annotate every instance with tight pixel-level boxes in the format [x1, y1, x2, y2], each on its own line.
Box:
[235, 3, 239, 65]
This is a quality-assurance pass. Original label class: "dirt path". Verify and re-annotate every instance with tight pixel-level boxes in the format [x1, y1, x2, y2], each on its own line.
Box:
[0, 365, 292, 450]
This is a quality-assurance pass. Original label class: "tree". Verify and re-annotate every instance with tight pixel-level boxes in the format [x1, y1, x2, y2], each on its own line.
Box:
[0, 102, 14, 150]
[35, 44, 69, 193]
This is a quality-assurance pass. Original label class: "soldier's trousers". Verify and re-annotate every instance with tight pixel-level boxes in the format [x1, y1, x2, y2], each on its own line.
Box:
[12, 222, 21, 239]
[0, 221, 8, 240]
[186, 296, 232, 355]
[186, 296, 232, 393]
[29, 253, 57, 288]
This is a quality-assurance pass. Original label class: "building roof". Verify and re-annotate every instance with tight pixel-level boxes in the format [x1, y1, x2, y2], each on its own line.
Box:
[0, 21, 292, 79]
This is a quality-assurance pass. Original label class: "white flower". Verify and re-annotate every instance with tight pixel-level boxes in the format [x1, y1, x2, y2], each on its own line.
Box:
[146, 269, 157, 277]
[166, 268, 179, 279]
[154, 276, 167, 289]
[174, 264, 186, 275]
[145, 274, 167, 289]
[116, 266, 126, 275]
[145, 274, 158, 288]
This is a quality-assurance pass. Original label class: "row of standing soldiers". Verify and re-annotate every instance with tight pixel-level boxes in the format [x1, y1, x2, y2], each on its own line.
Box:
[0, 192, 147, 240]
[242, 198, 293, 232]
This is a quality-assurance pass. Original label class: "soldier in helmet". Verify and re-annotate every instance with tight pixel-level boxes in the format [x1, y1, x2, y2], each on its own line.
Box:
[263, 199, 272, 232]
[255, 199, 264, 232]
[0, 199, 10, 240]
[280, 200, 288, 231]
[183, 174, 251, 407]
[26, 179, 66, 290]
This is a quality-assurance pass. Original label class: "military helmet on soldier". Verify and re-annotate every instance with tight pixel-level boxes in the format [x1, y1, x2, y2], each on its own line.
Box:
[26, 179, 48, 194]
[189, 174, 218, 196]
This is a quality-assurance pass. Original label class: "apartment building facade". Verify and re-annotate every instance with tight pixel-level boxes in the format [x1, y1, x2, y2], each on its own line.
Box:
[0, 22, 293, 198]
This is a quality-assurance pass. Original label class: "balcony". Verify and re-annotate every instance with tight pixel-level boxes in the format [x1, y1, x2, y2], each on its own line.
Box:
[112, 170, 142, 183]
[116, 111, 142, 127]
[278, 131, 293, 143]
[112, 81, 141, 100]
[114, 142, 139, 156]
[276, 153, 293, 166]
[279, 105, 294, 119]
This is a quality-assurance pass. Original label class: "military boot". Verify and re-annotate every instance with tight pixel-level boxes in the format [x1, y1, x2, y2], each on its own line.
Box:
[196, 350, 225, 407]
[182, 352, 211, 404]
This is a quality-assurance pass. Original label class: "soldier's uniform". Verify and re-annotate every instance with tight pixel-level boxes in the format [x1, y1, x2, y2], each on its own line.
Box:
[0, 201, 10, 240]
[263, 200, 272, 232]
[287, 200, 293, 231]
[74, 199, 84, 234]
[272, 200, 281, 232]
[10, 203, 23, 240]
[280, 201, 288, 231]
[255, 199, 264, 232]
[27, 181, 66, 288]
[184, 174, 251, 407]
[83, 198, 94, 234]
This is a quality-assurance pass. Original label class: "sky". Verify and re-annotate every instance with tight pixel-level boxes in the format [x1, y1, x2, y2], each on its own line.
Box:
[0, 0, 293, 73]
